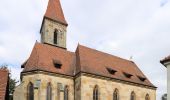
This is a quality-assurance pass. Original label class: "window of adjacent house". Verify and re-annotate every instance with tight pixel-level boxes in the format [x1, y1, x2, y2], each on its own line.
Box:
[27, 82, 34, 100]
[54, 29, 58, 44]
[64, 86, 69, 100]
[145, 94, 150, 100]
[130, 91, 136, 100]
[93, 85, 99, 100]
[46, 83, 52, 100]
[113, 88, 119, 100]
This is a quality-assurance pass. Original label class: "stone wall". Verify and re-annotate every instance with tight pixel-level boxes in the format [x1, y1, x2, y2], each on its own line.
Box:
[41, 18, 67, 48]
[14, 72, 156, 100]
[13, 73, 74, 100]
[13, 81, 25, 100]
[75, 76, 81, 100]
[80, 74, 156, 100]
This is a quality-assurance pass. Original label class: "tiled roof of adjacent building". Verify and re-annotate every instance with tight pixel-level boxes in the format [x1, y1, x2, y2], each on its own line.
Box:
[22, 42, 156, 88]
[160, 55, 170, 65]
[0, 69, 9, 100]
[44, 0, 67, 25]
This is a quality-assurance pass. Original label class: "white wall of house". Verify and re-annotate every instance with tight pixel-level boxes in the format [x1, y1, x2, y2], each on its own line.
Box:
[167, 64, 170, 100]
[164, 62, 170, 100]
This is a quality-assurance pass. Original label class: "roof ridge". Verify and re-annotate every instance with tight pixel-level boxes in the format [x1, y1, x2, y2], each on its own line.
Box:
[78, 44, 132, 63]
[34, 43, 40, 70]
[75, 45, 81, 74]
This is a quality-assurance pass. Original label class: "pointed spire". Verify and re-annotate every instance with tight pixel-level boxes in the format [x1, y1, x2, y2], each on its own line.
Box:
[45, 0, 68, 26]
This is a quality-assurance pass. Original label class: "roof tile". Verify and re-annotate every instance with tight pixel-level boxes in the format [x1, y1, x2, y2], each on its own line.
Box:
[22, 43, 156, 88]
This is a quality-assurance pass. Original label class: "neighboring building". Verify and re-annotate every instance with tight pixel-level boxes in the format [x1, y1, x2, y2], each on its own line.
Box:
[162, 94, 167, 100]
[161, 55, 170, 100]
[13, 0, 157, 100]
[0, 68, 9, 100]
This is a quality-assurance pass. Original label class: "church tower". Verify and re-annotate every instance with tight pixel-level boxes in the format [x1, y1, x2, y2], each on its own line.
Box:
[40, 0, 68, 49]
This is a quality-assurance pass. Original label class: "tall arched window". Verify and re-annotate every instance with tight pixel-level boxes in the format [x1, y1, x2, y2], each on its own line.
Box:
[54, 29, 58, 44]
[93, 85, 99, 100]
[130, 91, 136, 100]
[27, 82, 34, 100]
[113, 88, 119, 100]
[46, 83, 52, 100]
[145, 94, 150, 100]
[64, 85, 69, 100]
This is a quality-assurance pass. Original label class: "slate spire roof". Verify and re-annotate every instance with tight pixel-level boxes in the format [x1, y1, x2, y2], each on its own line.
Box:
[44, 0, 67, 25]
[21, 43, 156, 88]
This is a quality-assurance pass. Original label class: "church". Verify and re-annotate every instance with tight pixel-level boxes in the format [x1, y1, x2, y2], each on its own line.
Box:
[13, 0, 156, 100]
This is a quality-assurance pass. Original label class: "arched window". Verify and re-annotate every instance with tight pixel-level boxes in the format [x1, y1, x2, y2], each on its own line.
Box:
[54, 29, 58, 44]
[64, 85, 69, 100]
[145, 94, 150, 100]
[113, 88, 119, 100]
[46, 83, 52, 100]
[27, 82, 34, 100]
[93, 85, 99, 100]
[130, 91, 136, 100]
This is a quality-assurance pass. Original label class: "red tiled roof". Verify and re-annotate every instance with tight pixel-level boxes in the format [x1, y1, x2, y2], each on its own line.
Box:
[75, 45, 155, 87]
[23, 43, 75, 76]
[44, 0, 67, 25]
[0, 69, 9, 100]
[22, 43, 156, 88]
[160, 55, 170, 65]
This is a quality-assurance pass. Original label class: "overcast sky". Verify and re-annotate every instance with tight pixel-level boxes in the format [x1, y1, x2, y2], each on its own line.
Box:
[0, 0, 169, 99]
